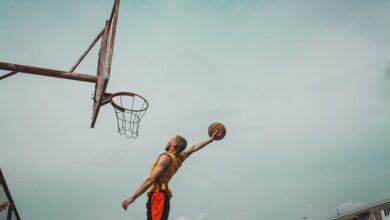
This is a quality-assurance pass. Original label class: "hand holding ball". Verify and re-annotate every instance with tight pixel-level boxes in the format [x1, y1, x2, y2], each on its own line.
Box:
[208, 122, 226, 141]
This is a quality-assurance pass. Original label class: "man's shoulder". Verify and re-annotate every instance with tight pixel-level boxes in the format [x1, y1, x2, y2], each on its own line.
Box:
[157, 153, 172, 166]
[162, 152, 183, 165]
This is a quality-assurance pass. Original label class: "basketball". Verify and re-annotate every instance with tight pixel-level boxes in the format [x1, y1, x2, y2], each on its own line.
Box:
[208, 122, 226, 140]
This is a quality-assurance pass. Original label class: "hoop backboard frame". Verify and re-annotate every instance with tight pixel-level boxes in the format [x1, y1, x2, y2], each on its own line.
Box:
[0, 0, 149, 137]
[91, 0, 120, 128]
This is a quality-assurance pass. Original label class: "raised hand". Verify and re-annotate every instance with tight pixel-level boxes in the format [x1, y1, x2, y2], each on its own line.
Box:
[211, 130, 224, 140]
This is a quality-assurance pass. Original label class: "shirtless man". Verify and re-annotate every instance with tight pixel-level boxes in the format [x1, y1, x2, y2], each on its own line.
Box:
[122, 131, 223, 220]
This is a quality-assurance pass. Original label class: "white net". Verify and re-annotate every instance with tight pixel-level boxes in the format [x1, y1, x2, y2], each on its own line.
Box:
[111, 93, 148, 139]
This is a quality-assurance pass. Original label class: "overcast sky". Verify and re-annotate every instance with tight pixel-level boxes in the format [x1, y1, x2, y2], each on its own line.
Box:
[1, 0, 390, 220]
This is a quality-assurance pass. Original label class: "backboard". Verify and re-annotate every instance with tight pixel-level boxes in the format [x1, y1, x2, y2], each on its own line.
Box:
[0, 0, 148, 137]
[91, 0, 120, 128]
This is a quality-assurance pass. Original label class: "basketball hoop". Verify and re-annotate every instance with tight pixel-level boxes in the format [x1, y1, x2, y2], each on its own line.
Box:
[0, 0, 151, 139]
[107, 92, 149, 139]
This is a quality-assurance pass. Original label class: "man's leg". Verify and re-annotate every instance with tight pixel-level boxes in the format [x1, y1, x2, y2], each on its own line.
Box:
[146, 192, 170, 220]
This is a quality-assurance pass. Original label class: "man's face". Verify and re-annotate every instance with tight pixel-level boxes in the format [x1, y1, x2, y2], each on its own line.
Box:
[165, 136, 178, 151]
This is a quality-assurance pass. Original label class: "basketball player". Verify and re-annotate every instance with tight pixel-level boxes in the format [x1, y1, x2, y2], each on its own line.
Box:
[122, 130, 223, 220]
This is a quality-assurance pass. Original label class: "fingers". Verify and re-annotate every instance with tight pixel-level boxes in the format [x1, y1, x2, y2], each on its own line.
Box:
[0, 201, 11, 208]
[211, 129, 224, 140]
[212, 130, 221, 136]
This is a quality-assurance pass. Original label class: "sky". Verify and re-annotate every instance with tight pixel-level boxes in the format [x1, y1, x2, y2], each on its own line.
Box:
[1, 0, 390, 219]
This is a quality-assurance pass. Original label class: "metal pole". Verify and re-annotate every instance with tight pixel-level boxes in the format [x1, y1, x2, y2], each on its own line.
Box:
[69, 28, 104, 72]
[0, 71, 18, 80]
[0, 61, 96, 83]
[0, 169, 20, 220]
[6, 205, 12, 220]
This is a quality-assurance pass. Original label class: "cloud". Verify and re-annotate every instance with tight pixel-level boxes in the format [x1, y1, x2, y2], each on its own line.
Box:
[175, 213, 207, 220]
[338, 201, 367, 213]
[195, 213, 208, 220]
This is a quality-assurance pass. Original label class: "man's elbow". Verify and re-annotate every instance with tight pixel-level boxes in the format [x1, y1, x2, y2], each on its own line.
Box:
[146, 177, 157, 185]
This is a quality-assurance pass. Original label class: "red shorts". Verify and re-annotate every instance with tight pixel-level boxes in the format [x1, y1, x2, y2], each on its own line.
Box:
[146, 191, 170, 220]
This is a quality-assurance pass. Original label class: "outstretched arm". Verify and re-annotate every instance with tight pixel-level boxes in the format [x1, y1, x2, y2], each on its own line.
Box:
[179, 130, 223, 162]
[122, 154, 171, 210]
